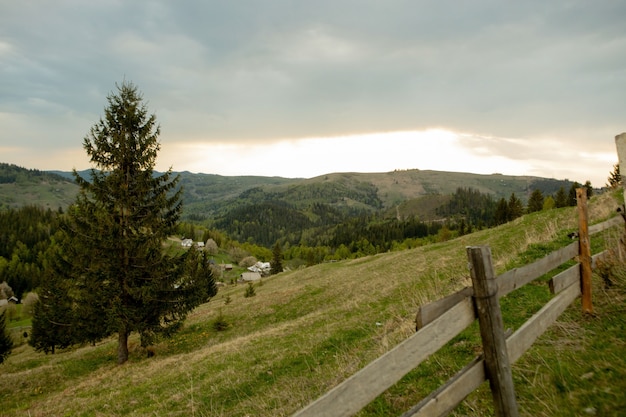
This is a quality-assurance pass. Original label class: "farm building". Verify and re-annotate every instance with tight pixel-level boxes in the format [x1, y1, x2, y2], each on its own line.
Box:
[240, 272, 262, 282]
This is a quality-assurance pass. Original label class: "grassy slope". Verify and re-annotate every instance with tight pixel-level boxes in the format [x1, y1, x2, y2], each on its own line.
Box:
[1, 193, 624, 416]
[0, 181, 77, 210]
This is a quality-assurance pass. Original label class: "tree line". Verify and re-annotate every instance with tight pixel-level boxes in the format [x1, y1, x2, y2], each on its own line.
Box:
[0, 205, 61, 300]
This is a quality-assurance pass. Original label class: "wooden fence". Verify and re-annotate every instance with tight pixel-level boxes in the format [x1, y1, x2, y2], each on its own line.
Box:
[292, 190, 624, 417]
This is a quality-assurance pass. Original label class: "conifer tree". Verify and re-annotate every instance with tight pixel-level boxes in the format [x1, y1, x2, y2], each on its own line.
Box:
[584, 181, 593, 198]
[29, 253, 74, 354]
[555, 187, 568, 208]
[494, 198, 509, 225]
[0, 309, 13, 364]
[61, 81, 212, 364]
[607, 163, 621, 189]
[527, 189, 544, 213]
[271, 241, 284, 275]
[568, 182, 581, 207]
[507, 193, 524, 221]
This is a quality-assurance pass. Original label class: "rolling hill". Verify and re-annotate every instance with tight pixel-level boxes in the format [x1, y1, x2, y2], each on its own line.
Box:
[1, 189, 624, 416]
[2, 162, 582, 248]
[0, 163, 78, 211]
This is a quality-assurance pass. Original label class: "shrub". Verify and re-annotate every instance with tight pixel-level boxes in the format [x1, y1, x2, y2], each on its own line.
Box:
[228, 246, 249, 264]
[0, 281, 14, 299]
[204, 238, 219, 255]
[239, 256, 258, 268]
[21, 292, 39, 318]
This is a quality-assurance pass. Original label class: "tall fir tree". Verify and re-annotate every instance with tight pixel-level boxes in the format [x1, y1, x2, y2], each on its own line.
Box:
[494, 198, 509, 225]
[507, 193, 524, 221]
[61, 81, 212, 364]
[554, 186, 568, 208]
[0, 309, 13, 364]
[527, 189, 544, 213]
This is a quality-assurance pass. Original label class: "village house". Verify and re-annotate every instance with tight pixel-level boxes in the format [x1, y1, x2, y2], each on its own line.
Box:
[181, 239, 204, 248]
[0, 296, 18, 307]
[239, 272, 262, 282]
[248, 261, 271, 275]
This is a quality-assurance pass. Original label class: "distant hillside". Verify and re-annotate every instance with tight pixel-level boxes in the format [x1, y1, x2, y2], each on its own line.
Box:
[183, 169, 577, 219]
[3, 163, 580, 247]
[0, 163, 78, 210]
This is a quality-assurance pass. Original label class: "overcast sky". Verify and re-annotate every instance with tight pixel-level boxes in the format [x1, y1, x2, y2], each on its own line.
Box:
[1, 1, 624, 186]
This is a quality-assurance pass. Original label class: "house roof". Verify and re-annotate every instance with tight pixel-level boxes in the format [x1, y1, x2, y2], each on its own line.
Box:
[240, 272, 262, 281]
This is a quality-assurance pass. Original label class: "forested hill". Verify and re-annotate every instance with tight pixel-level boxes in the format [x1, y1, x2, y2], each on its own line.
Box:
[2, 163, 584, 248]
[181, 169, 579, 220]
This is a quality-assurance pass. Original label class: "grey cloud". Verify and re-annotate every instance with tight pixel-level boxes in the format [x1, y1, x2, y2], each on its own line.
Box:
[1, 0, 625, 150]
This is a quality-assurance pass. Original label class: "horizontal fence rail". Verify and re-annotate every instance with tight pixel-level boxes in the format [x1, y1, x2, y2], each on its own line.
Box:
[292, 207, 623, 417]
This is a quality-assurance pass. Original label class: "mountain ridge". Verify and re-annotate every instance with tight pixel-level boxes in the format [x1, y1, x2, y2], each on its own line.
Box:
[1, 162, 581, 247]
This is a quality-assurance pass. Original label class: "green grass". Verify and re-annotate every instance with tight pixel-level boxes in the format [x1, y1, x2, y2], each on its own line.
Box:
[1, 191, 625, 416]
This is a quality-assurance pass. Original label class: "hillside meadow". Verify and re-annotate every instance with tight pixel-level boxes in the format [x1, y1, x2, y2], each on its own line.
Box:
[1, 191, 625, 416]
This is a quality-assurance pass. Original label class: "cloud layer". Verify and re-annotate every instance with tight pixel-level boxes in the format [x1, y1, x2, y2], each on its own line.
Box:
[1, 1, 624, 185]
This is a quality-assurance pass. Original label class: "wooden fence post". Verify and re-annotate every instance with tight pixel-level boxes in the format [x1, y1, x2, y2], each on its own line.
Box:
[576, 188, 593, 314]
[615, 133, 626, 204]
[467, 246, 519, 417]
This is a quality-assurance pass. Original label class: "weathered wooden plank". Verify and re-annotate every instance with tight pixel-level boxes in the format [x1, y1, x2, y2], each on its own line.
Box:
[403, 328, 513, 417]
[415, 286, 473, 330]
[548, 264, 580, 295]
[507, 281, 580, 363]
[541, 250, 609, 295]
[589, 216, 623, 235]
[591, 250, 609, 270]
[497, 242, 578, 298]
[403, 283, 580, 417]
[467, 246, 519, 417]
[401, 356, 485, 417]
[292, 296, 476, 417]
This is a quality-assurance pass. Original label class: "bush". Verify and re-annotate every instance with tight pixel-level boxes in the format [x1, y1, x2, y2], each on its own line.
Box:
[228, 246, 249, 264]
[21, 292, 39, 318]
[239, 256, 258, 268]
[0, 282, 14, 299]
[204, 238, 219, 255]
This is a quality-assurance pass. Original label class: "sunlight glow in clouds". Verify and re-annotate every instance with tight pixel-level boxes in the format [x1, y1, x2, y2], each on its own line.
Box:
[161, 130, 531, 179]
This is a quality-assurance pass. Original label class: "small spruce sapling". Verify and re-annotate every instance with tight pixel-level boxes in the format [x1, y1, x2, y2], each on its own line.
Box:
[244, 282, 256, 298]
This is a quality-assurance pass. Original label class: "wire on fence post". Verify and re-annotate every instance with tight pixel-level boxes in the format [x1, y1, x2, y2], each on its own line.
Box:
[466, 246, 519, 417]
[576, 187, 593, 314]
